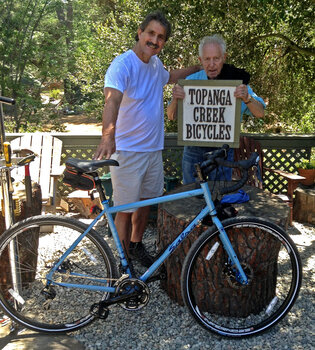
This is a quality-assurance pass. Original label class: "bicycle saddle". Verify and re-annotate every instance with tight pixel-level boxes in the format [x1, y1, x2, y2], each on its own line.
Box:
[65, 158, 119, 173]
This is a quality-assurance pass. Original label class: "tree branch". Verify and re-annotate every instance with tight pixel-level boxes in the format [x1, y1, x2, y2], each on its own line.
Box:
[250, 33, 315, 57]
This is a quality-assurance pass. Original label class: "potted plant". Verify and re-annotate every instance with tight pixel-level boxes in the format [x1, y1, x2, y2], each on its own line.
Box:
[297, 156, 315, 186]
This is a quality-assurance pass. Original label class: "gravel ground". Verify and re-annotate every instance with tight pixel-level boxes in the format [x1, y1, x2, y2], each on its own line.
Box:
[70, 220, 314, 350]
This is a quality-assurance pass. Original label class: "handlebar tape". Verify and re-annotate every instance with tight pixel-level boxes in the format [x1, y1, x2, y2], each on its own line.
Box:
[216, 152, 259, 170]
[216, 152, 259, 195]
[200, 151, 260, 195]
[219, 171, 248, 195]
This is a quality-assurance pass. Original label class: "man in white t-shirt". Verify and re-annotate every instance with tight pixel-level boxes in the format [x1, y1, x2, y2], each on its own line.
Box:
[94, 11, 200, 269]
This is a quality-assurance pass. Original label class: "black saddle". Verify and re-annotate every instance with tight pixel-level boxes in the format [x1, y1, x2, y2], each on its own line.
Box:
[65, 158, 119, 173]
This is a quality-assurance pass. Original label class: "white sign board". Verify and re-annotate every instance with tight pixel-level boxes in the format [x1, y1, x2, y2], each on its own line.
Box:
[177, 80, 242, 148]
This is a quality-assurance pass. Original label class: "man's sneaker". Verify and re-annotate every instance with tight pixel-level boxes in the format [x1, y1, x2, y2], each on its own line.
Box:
[128, 242, 155, 268]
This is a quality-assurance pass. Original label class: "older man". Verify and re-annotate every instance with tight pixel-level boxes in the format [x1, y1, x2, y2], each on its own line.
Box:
[94, 11, 200, 269]
[167, 34, 265, 184]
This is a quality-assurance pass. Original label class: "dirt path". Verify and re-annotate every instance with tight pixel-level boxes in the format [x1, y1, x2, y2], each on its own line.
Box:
[60, 114, 102, 133]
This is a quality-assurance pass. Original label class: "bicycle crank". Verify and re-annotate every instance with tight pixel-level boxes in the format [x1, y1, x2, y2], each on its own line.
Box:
[90, 276, 150, 318]
[114, 276, 150, 311]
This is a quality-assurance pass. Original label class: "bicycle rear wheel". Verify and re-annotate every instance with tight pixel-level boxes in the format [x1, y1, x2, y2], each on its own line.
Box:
[0, 215, 118, 333]
[181, 217, 302, 337]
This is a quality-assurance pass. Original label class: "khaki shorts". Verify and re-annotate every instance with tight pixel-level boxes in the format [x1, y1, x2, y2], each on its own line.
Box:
[109, 150, 164, 212]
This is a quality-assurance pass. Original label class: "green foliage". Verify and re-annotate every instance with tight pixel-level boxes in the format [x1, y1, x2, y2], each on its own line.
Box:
[0, 0, 314, 133]
[0, 0, 68, 130]
[70, 0, 143, 121]
[297, 158, 315, 170]
[49, 89, 62, 100]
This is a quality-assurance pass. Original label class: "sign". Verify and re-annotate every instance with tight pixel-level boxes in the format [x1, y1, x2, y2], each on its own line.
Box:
[177, 80, 242, 148]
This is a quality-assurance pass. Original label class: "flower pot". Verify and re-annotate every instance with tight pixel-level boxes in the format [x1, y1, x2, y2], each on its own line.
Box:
[298, 168, 315, 186]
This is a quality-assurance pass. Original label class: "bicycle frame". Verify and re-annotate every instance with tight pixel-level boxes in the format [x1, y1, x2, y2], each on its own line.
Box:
[46, 181, 248, 293]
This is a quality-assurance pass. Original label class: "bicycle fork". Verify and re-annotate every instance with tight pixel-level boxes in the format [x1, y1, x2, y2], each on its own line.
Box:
[200, 182, 248, 285]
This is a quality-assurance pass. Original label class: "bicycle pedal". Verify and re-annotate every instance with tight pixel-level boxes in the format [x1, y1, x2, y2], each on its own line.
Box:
[90, 302, 109, 320]
[98, 308, 109, 320]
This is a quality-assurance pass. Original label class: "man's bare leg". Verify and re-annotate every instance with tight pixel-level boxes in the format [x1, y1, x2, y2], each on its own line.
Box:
[129, 205, 154, 267]
[130, 205, 151, 242]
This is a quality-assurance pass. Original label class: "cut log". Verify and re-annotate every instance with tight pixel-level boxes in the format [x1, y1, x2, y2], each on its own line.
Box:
[293, 185, 315, 224]
[157, 182, 289, 312]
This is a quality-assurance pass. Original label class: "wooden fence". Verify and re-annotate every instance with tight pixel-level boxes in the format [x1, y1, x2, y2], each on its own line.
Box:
[6, 132, 315, 196]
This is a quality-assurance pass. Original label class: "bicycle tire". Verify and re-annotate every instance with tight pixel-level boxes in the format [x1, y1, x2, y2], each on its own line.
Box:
[0, 215, 119, 333]
[181, 217, 302, 337]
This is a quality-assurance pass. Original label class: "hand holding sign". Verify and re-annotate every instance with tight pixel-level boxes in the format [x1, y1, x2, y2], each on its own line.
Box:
[234, 84, 250, 103]
[172, 85, 185, 100]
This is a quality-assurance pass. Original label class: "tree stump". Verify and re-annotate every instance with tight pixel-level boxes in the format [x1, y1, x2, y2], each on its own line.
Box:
[187, 225, 281, 317]
[157, 182, 289, 312]
[0, 183, 42, 290]
[293, 185, 315, 224]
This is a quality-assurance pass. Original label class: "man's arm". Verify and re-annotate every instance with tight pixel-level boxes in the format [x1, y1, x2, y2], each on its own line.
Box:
[234, 84, 265, 118]
[168, 65, 201, 84]
[94, 87, 123, 160]
[244, 95, 265, 118]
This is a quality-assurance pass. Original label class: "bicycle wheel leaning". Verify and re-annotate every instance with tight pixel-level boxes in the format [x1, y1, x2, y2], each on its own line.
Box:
[0, 215, 118, 333]
[181, 217, 302, 337]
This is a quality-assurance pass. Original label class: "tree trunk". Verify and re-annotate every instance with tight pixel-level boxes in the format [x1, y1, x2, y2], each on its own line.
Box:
[188, 225, 280, 317]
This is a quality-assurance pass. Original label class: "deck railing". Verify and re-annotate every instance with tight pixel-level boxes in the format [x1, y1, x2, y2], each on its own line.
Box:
[6, 132, 315, 196]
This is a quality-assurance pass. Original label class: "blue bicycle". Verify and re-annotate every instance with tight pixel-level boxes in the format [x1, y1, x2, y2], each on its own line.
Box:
[0, 145, 302, 337]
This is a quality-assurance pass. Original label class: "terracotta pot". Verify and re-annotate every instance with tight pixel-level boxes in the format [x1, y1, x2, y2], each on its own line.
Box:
[298, 168, 315, 186]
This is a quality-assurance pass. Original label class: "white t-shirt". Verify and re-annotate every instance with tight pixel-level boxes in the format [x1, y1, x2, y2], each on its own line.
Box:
[105, 50, 170, 152]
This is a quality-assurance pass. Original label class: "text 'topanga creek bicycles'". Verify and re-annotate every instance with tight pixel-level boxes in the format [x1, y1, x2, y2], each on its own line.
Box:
[0, 145, 302, 337]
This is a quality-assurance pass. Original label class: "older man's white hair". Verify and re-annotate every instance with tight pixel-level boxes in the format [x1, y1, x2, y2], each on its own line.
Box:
[198, 34, 227, 56]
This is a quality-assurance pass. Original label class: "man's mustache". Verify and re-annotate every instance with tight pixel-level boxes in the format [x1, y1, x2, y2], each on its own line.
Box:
[147, 42, 159, 49]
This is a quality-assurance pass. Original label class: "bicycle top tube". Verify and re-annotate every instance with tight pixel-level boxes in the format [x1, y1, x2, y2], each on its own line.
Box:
[105, 187, 204, 214]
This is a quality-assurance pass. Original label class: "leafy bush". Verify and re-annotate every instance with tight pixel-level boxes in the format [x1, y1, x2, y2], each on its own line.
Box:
[49, 89, 62, 100]
[297, 158, 315, 170]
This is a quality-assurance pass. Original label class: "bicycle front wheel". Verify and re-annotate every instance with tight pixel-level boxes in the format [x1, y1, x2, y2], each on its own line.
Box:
[0, 215, 118, 333]
[181, 217, 302, 337]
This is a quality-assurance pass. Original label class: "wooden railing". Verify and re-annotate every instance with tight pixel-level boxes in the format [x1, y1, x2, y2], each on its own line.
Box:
[6, 132, 315, 196]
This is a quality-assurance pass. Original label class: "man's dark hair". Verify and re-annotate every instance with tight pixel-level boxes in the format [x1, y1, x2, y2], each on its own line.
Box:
[135, 11, 171, 42]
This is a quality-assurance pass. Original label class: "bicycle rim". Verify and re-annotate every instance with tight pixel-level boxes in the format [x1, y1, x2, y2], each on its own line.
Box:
[181, 217, 302, 337]
[0, 215, 118, 333]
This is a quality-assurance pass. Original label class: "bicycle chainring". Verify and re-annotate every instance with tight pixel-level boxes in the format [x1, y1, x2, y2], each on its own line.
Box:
[114, 277, 150, 311]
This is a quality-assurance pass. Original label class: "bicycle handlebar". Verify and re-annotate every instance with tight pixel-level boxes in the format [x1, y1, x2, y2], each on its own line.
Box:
[200, 145, 260, 195]
[0, 96, 15, 105]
